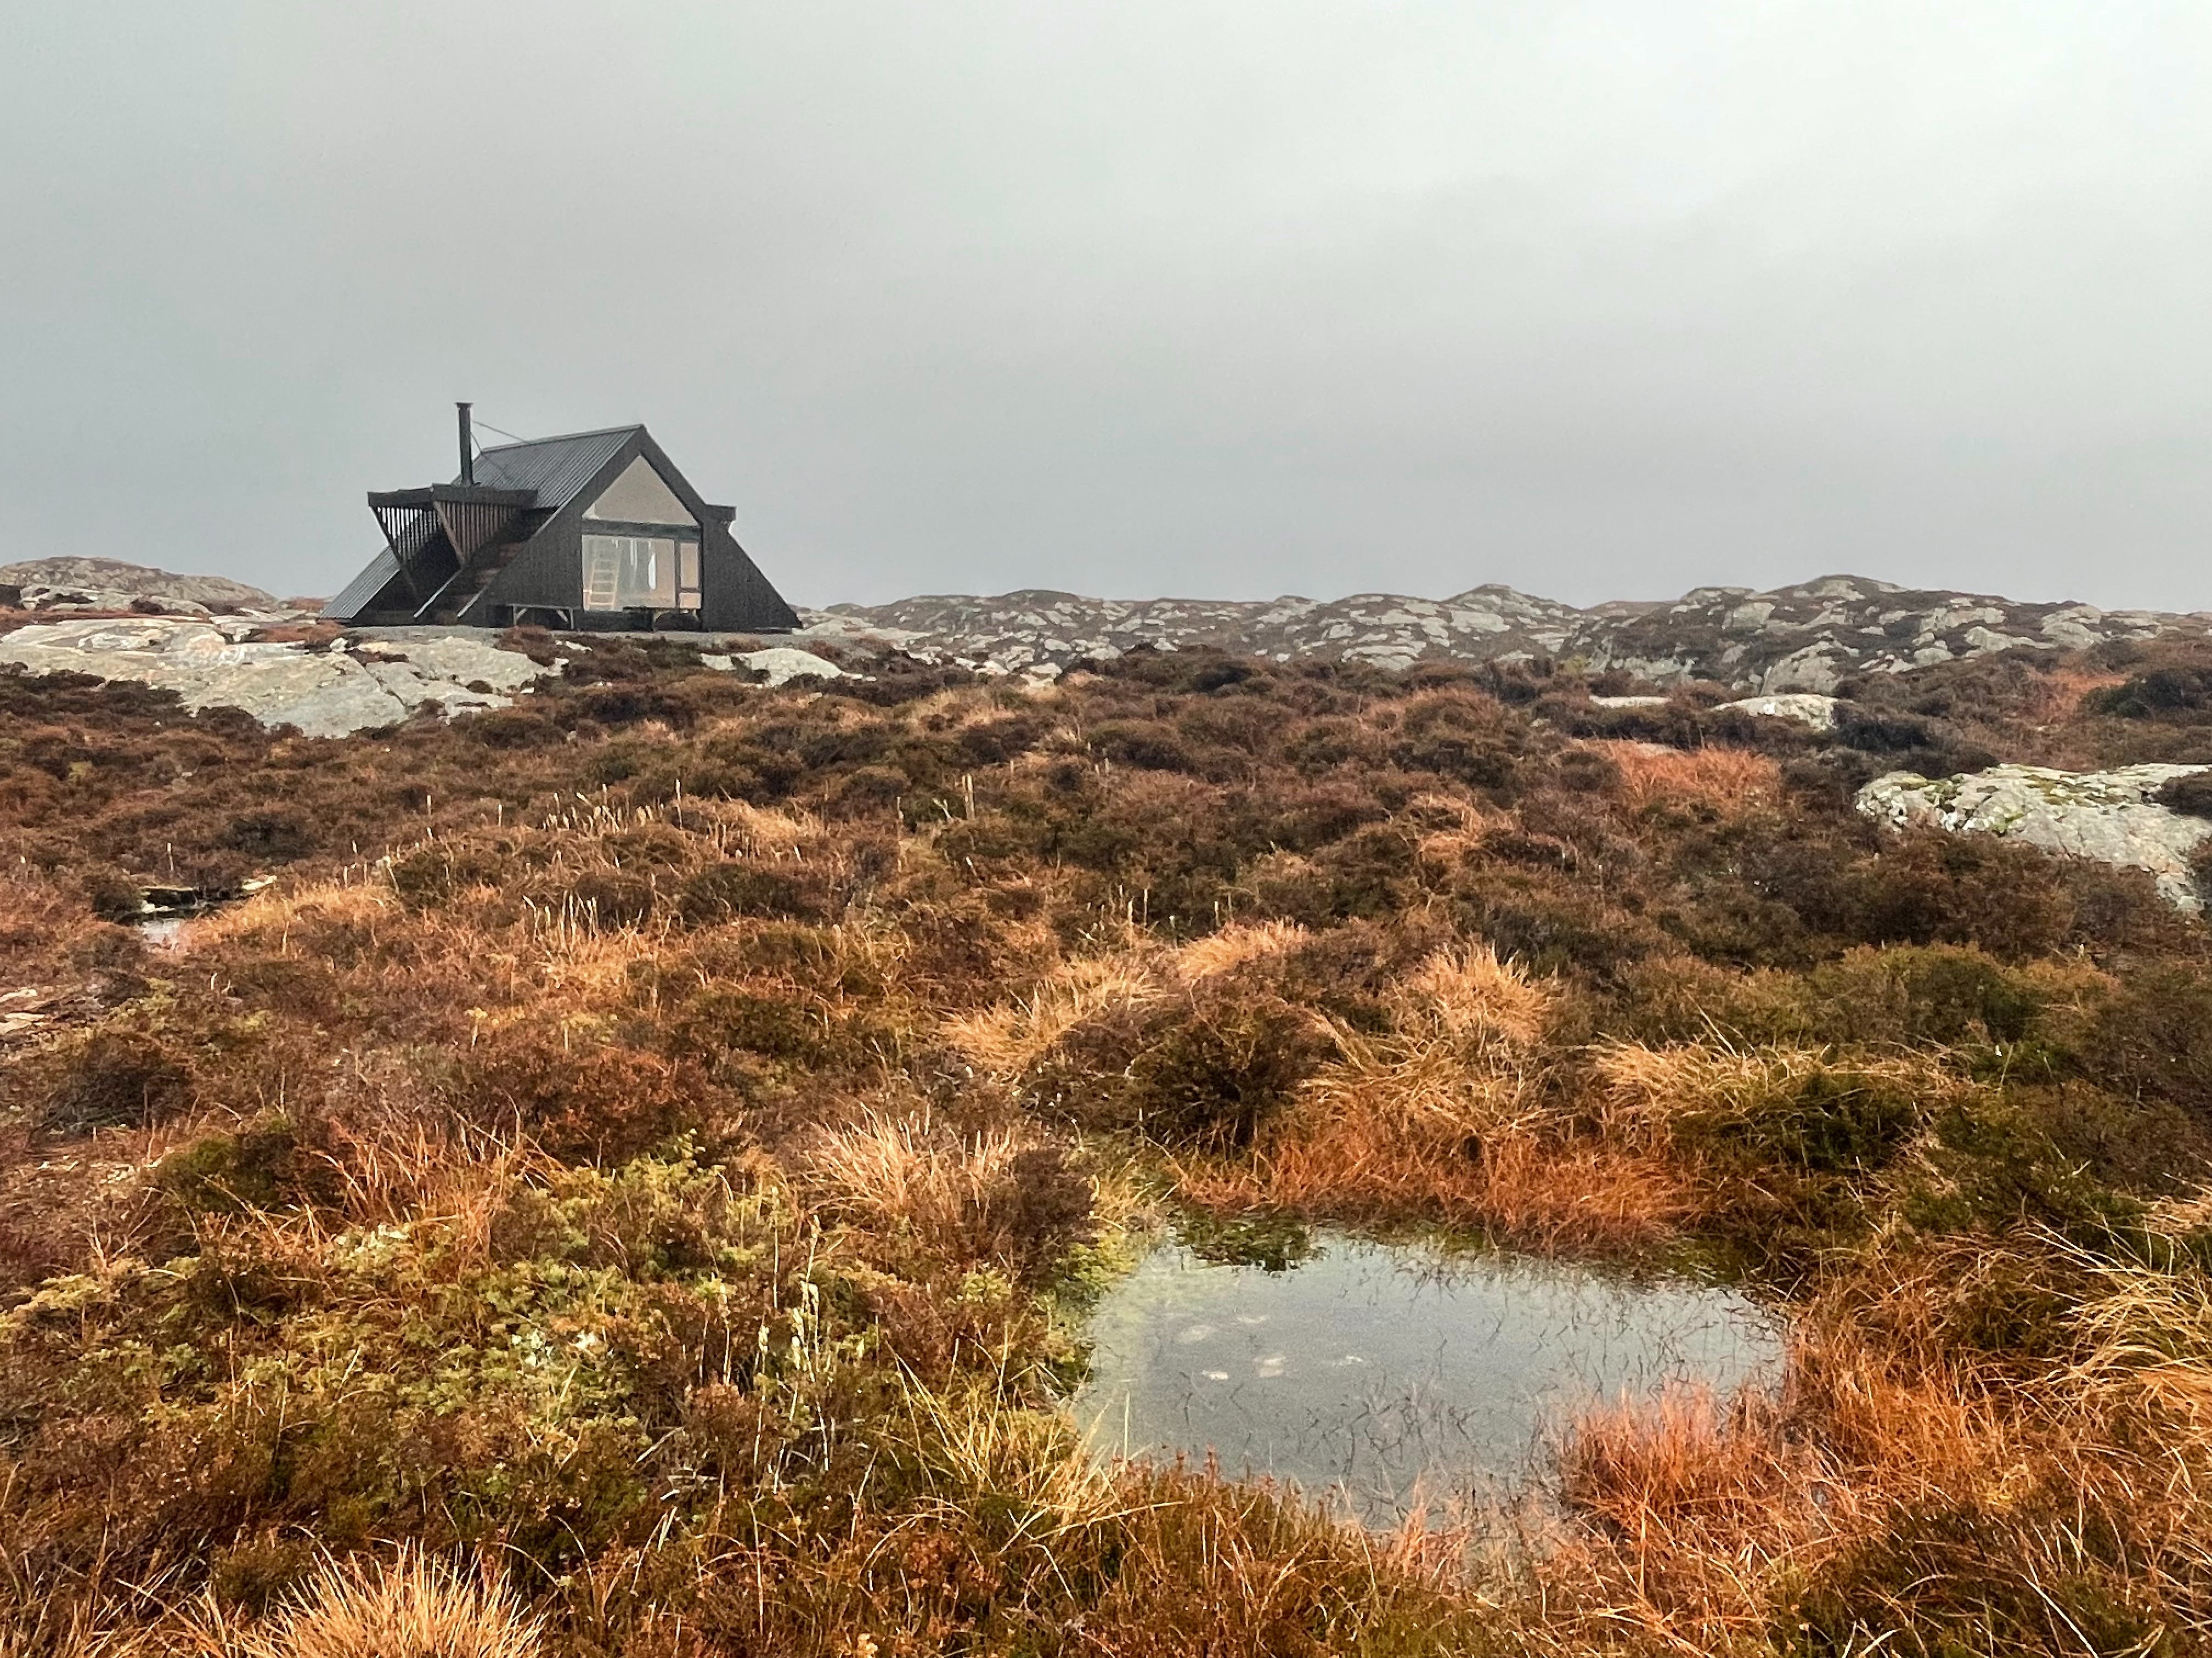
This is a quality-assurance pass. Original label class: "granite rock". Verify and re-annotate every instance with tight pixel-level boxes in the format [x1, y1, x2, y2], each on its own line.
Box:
[1856, 763, 2212, 909]
[0, 618, 550, 738]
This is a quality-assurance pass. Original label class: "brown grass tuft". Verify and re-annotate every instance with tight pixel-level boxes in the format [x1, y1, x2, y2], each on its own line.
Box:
[1588, 740, 1782, 813]
[189, 1547, 545, 1658]
[1180, 946, 1689, 1251]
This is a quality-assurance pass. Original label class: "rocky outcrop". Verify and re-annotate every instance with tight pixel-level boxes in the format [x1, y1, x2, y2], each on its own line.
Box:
[699, 646, 848, 686]
[0, 618, 551, 738]
[809, 574, 2202, 690]
[0, 557, 280, 612]
[1856, 764, 2212, 910]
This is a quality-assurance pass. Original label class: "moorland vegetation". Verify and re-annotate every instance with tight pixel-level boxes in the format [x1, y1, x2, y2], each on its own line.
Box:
[7, 626, 2212, 1653]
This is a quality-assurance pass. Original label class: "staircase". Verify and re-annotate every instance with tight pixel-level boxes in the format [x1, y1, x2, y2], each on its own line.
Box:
[414, 536, 526, 625]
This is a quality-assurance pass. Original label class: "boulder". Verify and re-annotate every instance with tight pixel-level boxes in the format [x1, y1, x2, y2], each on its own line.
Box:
[1714, 692, 1842, 731]
[702, 646, 847, 686]
[1856, 763, 2212, 910]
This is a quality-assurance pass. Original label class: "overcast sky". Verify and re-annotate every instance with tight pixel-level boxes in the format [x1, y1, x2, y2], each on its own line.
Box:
[3, 3, 2208, 611]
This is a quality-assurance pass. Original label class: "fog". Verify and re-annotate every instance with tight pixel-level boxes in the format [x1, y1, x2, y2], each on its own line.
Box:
[3, 3, 2207, 610]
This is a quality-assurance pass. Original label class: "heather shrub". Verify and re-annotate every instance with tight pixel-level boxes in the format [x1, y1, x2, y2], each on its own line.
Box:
[387, 841, 507, 908]
[456, 1027, 717, 1161]
[1795, 945, 2047, 1048]
[672, 985, 824, 1063]
[221, 808, 314, 859]
[675, 858, 828, 923]
[464, 706, 563, 749]
[2081, 960, 2212, 1119]
[1714, 1067, 1921, 1176]
[565, 867, 656, 926]
[1090, 717, 1199, 771]
[156, 1115, 342, 1215]
[1041, 984, 1333, 1150]
[2084, 663, 2212, 719]
[38, 1029, 194, 1131]
[1787, 827, 2076, 958]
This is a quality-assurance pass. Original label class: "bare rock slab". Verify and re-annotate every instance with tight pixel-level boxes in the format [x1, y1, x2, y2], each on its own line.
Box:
[1857, 763, 2212, 909]
[0, 618, 550, 738]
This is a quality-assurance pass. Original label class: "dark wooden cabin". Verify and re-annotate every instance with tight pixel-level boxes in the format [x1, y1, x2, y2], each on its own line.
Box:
[324, 408, 800, 631]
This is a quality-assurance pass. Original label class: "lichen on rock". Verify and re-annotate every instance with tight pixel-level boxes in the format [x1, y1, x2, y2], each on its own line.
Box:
[1856, 763, 2212, 910]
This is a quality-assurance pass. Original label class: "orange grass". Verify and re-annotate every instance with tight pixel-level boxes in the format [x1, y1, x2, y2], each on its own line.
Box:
[1178, 946, 1692, 1252]
[187, 1547, 546, 1658]
[1588, 741, 1783, 814]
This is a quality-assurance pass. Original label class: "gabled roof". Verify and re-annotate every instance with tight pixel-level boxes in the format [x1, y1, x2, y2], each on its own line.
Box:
[467, 426, 644, 508]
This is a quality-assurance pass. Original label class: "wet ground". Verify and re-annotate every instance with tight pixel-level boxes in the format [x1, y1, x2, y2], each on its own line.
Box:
[1074, 1230, 1782, 1526]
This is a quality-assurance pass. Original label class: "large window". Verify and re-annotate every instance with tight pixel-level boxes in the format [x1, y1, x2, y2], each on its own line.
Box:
[581, 457, 702, 610]
[584, 458, 697, 528]
[583, 535, 678, 609]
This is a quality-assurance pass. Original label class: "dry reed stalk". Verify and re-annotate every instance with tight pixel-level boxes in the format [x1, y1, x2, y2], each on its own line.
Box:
[317, 1118, 551, 1264]
[899, 1369, 1117, 1534]
[1185, 1123, 1687, 1256]
[1544, 1280, 2212, 1658]
[697, 798, 828, 861]
[2041, 667, 2131, 723]
[1407, 790, 1513, 871]
[186, 1546, 545, 1658]
[1551, 1380, 1845, 1653]
[2062, 1194, 2212, 1453]
[191, 882, 395, 952]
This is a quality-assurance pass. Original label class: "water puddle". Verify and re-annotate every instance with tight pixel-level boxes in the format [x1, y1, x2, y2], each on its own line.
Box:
[1074, 1230, 1782, 1526]
[127, 874, 271, 950]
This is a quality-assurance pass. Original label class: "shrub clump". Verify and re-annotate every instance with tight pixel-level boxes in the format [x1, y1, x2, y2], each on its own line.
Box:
[39, 1030, 194, 1131]
[675, 859, 827, 923]
[1035, 985, 1334, 1150]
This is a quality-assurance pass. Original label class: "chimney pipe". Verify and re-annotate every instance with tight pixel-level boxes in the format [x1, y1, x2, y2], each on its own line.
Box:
[456, 402, 475, 486]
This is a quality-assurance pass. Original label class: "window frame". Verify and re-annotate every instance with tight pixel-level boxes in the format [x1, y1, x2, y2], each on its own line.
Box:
[581, 526, 699, 611]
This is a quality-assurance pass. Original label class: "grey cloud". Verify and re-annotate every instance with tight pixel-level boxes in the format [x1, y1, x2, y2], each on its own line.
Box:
[2, 1, 2207, 610]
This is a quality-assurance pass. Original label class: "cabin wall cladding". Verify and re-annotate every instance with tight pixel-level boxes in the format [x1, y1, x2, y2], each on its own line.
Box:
[325, 419, 800, 633]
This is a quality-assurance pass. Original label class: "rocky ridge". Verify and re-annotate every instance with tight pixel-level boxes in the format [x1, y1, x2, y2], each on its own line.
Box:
[0, 557, 281, 613]
[809, 574, 2202, 690]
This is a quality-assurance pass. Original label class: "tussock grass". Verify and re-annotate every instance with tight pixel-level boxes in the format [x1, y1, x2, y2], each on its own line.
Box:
[188, 1548, 546, 1658]
[1183, 946, 1689, 1250]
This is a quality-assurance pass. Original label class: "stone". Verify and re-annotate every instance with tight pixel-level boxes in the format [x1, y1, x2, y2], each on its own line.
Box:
[712, 647, 846, 687]
[0, 556, 278, 610]
[1714, 692, 1842, 731]
[1857, 763, 2212, 910]
[1758, 644, 1849, 695]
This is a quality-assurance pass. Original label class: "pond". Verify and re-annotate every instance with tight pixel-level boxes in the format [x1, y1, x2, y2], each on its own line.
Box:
[1073, 1230, 1783, 1526]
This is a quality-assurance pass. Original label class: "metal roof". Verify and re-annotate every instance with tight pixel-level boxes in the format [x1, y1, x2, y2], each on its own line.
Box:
[467, 426, 640, 509]
[324, 546, 403, 621]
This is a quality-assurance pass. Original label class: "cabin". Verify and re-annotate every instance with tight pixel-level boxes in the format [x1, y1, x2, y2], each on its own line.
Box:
[324, 407, 800, 631]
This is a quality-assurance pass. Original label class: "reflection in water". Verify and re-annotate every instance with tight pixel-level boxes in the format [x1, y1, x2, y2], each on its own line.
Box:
[1074, 1233, 1782, 1526]
[136, 916, 189, 949]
